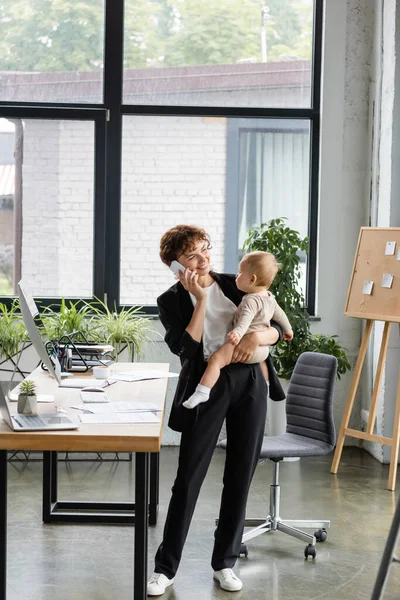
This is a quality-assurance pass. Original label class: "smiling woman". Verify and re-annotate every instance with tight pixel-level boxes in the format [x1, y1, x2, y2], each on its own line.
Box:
[147, 223, 285, 596]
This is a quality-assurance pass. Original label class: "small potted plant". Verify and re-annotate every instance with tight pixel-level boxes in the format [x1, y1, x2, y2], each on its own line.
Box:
[17, 379, 38, 415]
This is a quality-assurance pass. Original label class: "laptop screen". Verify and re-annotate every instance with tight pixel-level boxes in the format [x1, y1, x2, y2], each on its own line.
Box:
[0, 385, 14, 429]
[17, 280, 62, 385]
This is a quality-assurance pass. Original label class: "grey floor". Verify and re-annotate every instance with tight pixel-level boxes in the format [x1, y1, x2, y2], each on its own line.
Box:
[5, 447, 400, 600]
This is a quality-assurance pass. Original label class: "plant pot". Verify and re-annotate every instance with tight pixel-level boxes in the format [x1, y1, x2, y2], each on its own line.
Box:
[17, 394, 38, 415]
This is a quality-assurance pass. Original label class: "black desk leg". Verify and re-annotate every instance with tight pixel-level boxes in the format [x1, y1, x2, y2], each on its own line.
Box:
[51, 451, 58, 503]
[371, 493, 400, 600]
[0, 450, 7, 600]
[134, 453, 149, 600]
[149, 453, 159, 526]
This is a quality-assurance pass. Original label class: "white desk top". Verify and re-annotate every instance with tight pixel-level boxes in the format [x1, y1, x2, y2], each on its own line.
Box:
[0, 363, 170, 453]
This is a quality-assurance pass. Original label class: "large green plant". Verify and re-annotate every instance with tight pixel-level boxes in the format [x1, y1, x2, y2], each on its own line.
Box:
[84, 298, 155, 361]
[0, 300, 26, 361]
[243, 218, 351, 380]
[38, 297, 155, 361]
[40, 299, 92, 342]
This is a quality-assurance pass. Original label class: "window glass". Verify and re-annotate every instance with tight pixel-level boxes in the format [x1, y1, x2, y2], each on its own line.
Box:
[0, 1, 105, 103]
[0, 118, 94, 297]
[123, 0, 314, 108]
[231, 119, 310, 297]
[120, 115, 310, 305]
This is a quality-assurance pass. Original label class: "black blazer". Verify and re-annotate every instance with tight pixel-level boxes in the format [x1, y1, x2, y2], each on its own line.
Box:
[157, 272, 286, 432]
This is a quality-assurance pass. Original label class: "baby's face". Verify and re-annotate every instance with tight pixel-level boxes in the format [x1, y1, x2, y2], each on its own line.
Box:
[235, 259, 254, 292]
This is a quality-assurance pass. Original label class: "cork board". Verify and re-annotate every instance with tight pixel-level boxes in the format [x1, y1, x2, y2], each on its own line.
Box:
[345, 227, 400, 322]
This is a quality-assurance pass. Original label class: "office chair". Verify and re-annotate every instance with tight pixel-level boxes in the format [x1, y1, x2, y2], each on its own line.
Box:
[218, 352, 337, 559]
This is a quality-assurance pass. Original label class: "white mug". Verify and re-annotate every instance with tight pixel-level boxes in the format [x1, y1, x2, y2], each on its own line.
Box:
[93, 365, 111, 380]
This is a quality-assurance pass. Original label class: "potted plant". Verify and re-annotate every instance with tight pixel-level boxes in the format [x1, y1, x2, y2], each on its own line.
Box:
[39, 297, 155, 363]
[243, 218, 351, 438]
[243, 217, 351, 379]
[0, 300, 27, 365]
[85, 298, 155, 361]
[40, 298, 92, 342]
[17, 379, 37, 415]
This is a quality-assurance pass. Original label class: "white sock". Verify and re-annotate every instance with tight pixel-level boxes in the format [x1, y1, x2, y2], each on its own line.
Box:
[183, 384, 211, 409]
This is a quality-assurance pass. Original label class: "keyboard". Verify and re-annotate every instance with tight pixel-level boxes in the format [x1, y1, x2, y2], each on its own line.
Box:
[14, 414, 47, 427]
[80, 391, 110, 403]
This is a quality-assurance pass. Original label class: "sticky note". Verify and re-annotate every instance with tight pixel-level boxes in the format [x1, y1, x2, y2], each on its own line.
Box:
[385, 241, 396, 255]
[382, 273, 394, 288]
[362, 280, 373, 295]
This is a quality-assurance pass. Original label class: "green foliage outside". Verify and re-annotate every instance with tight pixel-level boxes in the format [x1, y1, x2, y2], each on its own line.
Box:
[243, 218, 352, 380]
[0, 0, 313, 72]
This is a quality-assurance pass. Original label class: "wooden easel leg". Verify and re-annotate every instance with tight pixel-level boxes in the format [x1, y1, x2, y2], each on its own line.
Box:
[331, 320, 373, 474]
[366, 322, 391, 434]
[388, 369, 400, 491]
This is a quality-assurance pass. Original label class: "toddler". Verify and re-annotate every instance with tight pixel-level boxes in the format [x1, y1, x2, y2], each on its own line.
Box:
[183, 251, 293, 409]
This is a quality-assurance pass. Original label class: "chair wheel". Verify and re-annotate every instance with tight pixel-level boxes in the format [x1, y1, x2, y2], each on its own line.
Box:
[239, 543, 248, 558]
[314, 528, 328, 542]
[304, 544, 316, 559]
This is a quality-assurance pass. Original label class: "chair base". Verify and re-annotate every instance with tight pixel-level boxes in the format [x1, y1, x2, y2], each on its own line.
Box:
[216, 460, 331, 558]
[242, 517, 330, 545]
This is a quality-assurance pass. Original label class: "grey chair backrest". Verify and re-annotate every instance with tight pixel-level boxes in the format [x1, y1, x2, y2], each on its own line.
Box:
[285, 352, 337, 446]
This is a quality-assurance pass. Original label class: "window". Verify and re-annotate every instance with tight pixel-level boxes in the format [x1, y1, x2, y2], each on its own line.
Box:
[0, 0, 322, 316]
[123, 0, 314, 108]
[225, 118, 310, 298]
[0, 1, 105, 104]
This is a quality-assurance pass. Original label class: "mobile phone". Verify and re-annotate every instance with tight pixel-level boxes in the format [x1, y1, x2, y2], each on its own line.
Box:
[169, 260, 185, 275]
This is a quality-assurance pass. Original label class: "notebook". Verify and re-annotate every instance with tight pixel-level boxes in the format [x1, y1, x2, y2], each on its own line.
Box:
[0, 386, 78, 431]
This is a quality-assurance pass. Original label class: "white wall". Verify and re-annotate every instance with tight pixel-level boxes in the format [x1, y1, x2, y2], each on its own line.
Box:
[314, 0, 374, 440]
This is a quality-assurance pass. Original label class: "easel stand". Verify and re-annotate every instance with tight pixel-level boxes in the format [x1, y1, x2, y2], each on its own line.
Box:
[331, 319, 400, 491]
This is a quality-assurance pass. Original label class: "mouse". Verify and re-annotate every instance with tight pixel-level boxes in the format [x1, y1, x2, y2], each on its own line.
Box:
[81, 387, 105, 393]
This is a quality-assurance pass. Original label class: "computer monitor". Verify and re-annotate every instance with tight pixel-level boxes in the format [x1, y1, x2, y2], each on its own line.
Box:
[17, 280, 107, 390]
[17, 280, 62, 383]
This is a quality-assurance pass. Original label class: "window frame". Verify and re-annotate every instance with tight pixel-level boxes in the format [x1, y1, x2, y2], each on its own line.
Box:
[0, 0, 322, 316]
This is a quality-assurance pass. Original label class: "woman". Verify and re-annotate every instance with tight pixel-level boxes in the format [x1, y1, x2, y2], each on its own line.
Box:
[147, 225, 285, 596]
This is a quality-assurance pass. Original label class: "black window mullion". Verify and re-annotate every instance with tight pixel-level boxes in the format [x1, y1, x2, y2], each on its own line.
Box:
[103, 0, 124, 310]
[307, 0, 324, 316]
[93, 115, 107, 300]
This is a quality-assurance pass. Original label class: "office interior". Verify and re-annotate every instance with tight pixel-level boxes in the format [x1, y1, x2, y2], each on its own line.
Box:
[0, 1, 400, 598]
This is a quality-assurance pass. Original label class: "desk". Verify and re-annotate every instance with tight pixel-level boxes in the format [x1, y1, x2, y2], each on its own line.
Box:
[0, 362, 169, 600]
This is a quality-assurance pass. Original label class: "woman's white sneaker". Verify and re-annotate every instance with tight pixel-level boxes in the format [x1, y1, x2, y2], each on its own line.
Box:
[213, 569, 243, 591]
[147, 572, 174, 596]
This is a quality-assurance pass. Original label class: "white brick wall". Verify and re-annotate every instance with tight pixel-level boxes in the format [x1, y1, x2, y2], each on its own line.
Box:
[21, 116, 227, 304]
[22, 120, 94, 297]
[120, 115, 228, 305]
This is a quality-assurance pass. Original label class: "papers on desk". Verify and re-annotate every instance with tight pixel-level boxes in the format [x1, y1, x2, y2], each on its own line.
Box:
[74, 401, 160, 414]
[79, 412, 160, 424]
[109, 369, 179, 382]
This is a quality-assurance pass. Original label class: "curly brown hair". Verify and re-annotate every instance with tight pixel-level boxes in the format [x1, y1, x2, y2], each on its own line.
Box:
[159, 224, 211, 265]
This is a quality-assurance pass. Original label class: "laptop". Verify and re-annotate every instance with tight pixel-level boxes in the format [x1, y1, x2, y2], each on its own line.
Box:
[0, 386, 78, 431]
[17, 280, 108, 390]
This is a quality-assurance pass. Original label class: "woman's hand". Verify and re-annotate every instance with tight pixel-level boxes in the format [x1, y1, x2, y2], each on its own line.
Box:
[231, 331, 260, 363]
[177, 269, 206, 301]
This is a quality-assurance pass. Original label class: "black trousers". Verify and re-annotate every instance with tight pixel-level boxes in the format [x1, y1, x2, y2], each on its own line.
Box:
[154, 362, 268, 579]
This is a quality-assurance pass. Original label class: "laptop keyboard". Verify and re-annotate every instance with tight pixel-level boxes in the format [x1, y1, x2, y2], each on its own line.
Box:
[15, 414, 47, 427]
